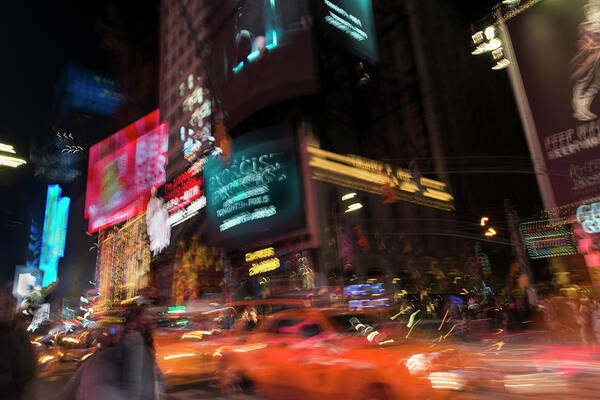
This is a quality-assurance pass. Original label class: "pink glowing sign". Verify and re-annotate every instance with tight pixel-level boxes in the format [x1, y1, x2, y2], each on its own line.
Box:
[85, 110, 168, 232]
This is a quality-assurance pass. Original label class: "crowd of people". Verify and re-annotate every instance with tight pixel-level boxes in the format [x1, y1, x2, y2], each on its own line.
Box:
[0, 282, 163, 400]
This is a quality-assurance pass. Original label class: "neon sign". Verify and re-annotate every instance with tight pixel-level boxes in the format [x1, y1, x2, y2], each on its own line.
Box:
[245, 247, 275, 262]
[249, 257, 280, 276]
[204, 125, 304, 246]
[164, 170, 207, 227]
[321, 0, 378, 62]
[520, 220, 577, 259]
[344, 283, 384, 296]
[39, 185, 70, 287]
[577, 202, 600, 234]
[85, 111, 168, 233]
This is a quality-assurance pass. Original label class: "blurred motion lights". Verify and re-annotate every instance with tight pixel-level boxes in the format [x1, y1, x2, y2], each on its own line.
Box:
[345, 202, 363, 213]
[249, 257, 280, 276]
[0, 142, 27, 167]
[342, 192, 357, 201]
[484, 227, 497, 237]
[480, 217, 489, 226]
[0, 143, 16, 153]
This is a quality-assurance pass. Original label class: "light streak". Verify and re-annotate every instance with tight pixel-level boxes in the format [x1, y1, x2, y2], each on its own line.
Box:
[232, 343, 267, 353]
[443, 324, 456, 339]
[342, 192, 357, 201]
[0, 143, 16, 153]
[38, 355, 55, 364]
[407, 310, 421, 328]
[62, 337, 80, 344]
[163, 352, 195, 360]
[345, 202, 363, 213]
[480, 217, 489, 226]
[0, 154, 27, 167]
[81, 352, 94, 361]
[366, 331, 380, 342]
[438, 310, 448, 331]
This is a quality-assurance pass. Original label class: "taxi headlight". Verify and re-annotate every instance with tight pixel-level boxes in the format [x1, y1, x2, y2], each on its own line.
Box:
[428, 371, 469, 391]
[405, 352, 439, 375]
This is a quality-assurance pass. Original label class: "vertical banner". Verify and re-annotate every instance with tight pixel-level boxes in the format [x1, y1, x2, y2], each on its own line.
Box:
[507, 0, 600, 212]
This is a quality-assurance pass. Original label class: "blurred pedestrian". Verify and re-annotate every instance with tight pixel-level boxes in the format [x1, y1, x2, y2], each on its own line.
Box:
[59, 305, 161, 400]
[59, 328, 124, 400]
[0, 284, 36, 400]
[119, 304, 162, 400]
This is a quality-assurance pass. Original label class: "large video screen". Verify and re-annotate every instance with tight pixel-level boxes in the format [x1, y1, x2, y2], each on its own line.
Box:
[203, 124, 304, 247]
[317, 0, 378, 63]
[85, 111, 168, 233]
[210, 0, 318, 128]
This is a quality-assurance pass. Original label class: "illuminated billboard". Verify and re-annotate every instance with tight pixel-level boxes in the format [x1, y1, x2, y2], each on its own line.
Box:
[39, 185, 70, 287]
[210, 0, 318, 128]
[317, 0, 378, 62]
[204, 125, 304, 246]
[520, 220, 578, 260]
[85, 111, 168, 232]
[54, 64, 124, 120]
[507, 0, 600, 210]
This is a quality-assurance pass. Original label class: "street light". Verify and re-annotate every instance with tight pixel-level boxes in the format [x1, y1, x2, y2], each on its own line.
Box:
[345, 203, 363, 213]
[342, 192, 357, 201]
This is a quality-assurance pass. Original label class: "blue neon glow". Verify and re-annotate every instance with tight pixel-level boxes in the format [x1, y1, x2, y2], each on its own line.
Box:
[39, 185, 70, 287]
[247, 50, 261, 62]
[349, 298, 391, 309]
[233, 61, 245, 74]
[344, 283, 385, 296]
[270, 0, 275, 9]
[272, 30, 278, 46]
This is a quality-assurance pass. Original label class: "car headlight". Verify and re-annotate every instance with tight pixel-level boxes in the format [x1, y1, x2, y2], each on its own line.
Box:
[428, 371, 470, 391]
[405, 352, 440, 375]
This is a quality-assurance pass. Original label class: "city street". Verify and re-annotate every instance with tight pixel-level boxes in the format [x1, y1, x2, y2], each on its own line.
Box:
[32, 338, 600, 400]
[3, 1, 600, 399]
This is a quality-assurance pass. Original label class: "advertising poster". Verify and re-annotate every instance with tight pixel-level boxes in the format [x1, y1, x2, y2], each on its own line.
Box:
[508, 0, 600, 210]
[204, 124, 305, 247]
[85, 111, 168, 232]
[210, 0, 318, 128]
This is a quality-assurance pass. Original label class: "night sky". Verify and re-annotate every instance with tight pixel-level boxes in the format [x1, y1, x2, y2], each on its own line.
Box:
[0, 2, 111, 284]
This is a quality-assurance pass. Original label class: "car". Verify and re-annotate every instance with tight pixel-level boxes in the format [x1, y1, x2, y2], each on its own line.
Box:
[154, 299, 309, 387]
[219, 307, 479, 399]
